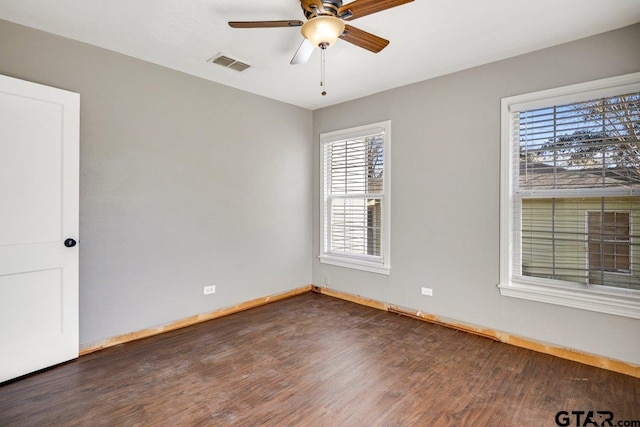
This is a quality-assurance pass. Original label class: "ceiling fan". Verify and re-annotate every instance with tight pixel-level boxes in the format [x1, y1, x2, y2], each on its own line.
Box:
[228, 0, 414, 66]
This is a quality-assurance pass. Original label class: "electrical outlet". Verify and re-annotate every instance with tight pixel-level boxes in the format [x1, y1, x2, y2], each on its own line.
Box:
[421, 287, 433, 296]
[324, 275, 331, 286]
[204, 285, 216, 295]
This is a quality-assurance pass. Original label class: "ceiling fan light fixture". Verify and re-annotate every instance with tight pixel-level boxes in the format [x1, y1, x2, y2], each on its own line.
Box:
[300, 16, 345, 48]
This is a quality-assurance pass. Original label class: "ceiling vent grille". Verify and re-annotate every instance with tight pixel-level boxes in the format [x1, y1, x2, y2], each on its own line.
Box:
[208, 54, 251, 72]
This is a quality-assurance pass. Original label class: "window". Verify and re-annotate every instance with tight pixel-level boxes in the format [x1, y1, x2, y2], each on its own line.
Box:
[587, 211, 631, 280]
[320, 121, 391, 274]
[500, 73, 640, 319]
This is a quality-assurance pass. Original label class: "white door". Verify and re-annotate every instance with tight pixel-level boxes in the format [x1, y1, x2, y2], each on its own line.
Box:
[0, 74, 79, 383]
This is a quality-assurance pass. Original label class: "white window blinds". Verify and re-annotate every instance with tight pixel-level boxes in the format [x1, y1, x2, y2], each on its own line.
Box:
[512, 91, 640, 290]
[320, 121, 390, 274]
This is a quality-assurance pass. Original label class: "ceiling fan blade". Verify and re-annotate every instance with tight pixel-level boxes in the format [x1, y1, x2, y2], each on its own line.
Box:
[228, 20, 303, 28]
[338, 0, 413, 20]
[339, 24, 389, 53]
[290, 39, 315, 65]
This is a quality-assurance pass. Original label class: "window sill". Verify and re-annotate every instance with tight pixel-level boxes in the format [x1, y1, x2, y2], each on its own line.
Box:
[498, 278, 640, 320]
[319, 255, 390, 275]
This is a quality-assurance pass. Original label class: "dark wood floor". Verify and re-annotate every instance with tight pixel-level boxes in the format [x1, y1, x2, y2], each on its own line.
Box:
[1, 292, 638, 426]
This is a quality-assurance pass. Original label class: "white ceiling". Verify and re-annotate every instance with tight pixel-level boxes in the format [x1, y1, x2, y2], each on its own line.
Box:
[1, 0, 639, 110]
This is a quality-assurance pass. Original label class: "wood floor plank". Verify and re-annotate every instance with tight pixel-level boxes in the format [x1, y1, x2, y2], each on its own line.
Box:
[1, 292, 638, 426]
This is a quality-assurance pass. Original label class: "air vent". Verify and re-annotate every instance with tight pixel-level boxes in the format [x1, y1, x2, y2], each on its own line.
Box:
[207, 54, 251, 72]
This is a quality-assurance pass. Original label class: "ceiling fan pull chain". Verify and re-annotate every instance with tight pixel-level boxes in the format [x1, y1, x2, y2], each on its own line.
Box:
[321, 46, 327, 96]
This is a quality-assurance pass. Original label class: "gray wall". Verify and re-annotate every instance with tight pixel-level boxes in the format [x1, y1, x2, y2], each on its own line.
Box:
[312, 24, 640, 365]
[0, 20, 313, 347]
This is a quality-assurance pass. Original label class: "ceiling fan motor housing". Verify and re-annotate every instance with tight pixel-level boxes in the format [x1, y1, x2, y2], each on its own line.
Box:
[303, 0, 343, 19]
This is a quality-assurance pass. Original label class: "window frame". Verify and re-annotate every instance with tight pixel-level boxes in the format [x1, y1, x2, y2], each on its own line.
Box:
[319, 120, 391, 274]
[499, 72, 640, 319]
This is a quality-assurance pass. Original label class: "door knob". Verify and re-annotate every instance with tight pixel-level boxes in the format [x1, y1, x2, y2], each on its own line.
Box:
[64, 238, 77, 248]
